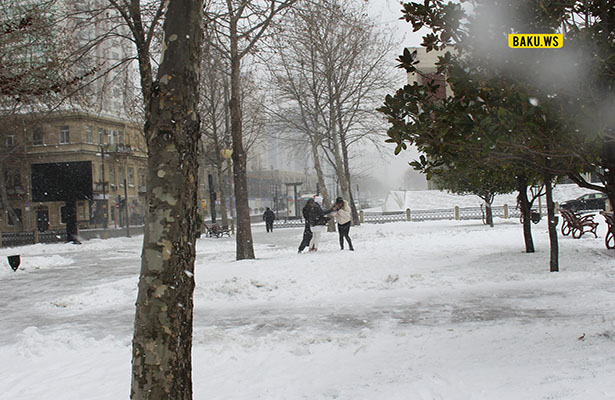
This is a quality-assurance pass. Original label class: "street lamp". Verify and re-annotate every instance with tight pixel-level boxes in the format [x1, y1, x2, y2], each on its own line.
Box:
[99, 145, 109, 230]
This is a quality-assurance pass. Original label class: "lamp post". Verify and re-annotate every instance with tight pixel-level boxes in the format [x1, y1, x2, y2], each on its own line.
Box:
[100, 145, 108, 230]
[221, 148, 234, 233]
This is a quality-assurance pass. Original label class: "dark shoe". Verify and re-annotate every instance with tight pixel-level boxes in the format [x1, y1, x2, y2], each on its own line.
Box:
[349, 248, 354, 251]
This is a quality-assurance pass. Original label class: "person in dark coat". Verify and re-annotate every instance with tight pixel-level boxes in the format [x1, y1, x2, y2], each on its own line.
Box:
[263, 207, 275, 232]
[298, 199, 314, 253]
[307, 196, 330, 251]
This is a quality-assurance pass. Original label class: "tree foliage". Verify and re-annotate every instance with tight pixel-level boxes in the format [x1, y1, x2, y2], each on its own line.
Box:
[379, 0, 614, 268]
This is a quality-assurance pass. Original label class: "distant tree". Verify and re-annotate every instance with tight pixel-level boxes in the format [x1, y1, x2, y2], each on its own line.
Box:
[205, 0, 299, 260]
[269, 0, 397, 224]
[130, 1, 203, 398]
[429, 163, 517, 227]
[199, 25, 271, 229]
[381, 1, 591, 270]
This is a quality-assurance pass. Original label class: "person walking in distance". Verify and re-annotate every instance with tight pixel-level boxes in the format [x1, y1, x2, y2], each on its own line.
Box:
[330, 196, 354, 251]
[263, 207, 275, 232]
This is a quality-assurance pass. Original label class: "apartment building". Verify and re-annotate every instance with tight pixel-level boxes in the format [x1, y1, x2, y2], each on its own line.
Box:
[0, 111, 147, 233]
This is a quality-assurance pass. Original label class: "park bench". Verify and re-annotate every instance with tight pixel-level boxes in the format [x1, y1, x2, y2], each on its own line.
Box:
[204, 223, 232, 238]
[600, 211, 614, 249]
[560, 208, 598, 239]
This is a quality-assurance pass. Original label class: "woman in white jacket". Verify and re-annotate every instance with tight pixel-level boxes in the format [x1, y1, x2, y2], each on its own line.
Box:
[330, 197, 354, 251]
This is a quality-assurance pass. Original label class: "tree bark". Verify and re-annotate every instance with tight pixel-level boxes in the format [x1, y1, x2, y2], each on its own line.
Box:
[516, 175, 535, 253]
[130, 1, 203, 398]
[544, 171, 559, 272]
[229, 16, 255, 260]
[312, 136, 336, 231]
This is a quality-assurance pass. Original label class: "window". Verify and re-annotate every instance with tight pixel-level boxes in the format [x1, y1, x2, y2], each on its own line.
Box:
[60, 126, 70, 144]
[109, 165, 116, 185]
[5, 135, 15, 147]
[78, 201, 87, 220]
[32, 128, 43, 145]
[98, 128, 103, 144]
[105, 129, 112, 145]
[7, 209, 22, 226]
[5, 169, 20, 188]
[119, 166, 124, 185]
[117, 130, 123, 145]
[99, 163, 104, 182]
[86, 126, 93, 143]
[128, 167, 134, 186]
[60, 205, 68, 224]
[138, 168, 146, 189]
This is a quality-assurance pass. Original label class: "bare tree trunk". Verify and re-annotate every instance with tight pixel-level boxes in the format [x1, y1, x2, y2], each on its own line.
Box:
[544, 171, 559, 272]
[309, 136, 335, 231]
[229, 19, 255, 260]
[130, 1, 203, 398]
[339, 138, 360, 225]
[516, 175, 535, 253]
[479, 193, 495, 227]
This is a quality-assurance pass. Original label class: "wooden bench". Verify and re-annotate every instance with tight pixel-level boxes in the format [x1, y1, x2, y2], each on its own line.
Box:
[560, 208, 598, 239]
[600, 211, 614, 249]
[204, 224, 231, 238]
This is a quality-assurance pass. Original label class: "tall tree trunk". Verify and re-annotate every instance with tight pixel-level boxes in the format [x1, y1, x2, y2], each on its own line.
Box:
[337, 105, 360, 226]
[309, 135, 335, 231]
[516, 175, 535, 253]
[229, 19, 255, 260]
[544, 171, 559, 272]
[131, 2, 203, 398]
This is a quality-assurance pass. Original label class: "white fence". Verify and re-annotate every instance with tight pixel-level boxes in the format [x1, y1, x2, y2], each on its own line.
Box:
[272, 204, 528, 228]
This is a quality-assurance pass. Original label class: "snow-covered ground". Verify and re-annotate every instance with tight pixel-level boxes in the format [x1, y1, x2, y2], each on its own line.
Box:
[1, 186, 614, 399]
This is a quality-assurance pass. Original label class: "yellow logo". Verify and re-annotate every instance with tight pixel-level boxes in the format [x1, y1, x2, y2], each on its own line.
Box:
[508, 34, 563, 48]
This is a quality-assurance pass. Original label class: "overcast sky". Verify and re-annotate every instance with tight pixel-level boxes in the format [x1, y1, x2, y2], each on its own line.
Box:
[363, 0, 428, 191]
[367, 0, 426, 50]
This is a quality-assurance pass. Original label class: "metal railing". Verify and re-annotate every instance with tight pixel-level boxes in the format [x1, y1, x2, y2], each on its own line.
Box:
[1, 230, 67, 247]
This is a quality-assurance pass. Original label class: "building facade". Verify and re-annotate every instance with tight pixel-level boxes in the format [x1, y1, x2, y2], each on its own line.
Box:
[0, 111, 147, 233]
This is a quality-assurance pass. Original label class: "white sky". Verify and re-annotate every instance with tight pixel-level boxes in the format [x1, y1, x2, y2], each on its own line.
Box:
[360, 0, 428, 190]
[367, 0, 426, 50]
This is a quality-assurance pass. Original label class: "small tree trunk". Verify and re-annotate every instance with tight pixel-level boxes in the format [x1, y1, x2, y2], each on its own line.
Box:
[544, 172, 559, 272]
[480, 193, 495, 228]
[517, 175, 535, 253]
[131, 1, 203, 398]
[485, 203, 494, 227]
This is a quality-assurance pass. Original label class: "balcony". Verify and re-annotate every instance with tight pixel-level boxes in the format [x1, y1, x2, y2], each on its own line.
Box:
[106, 144, 132, 154]
[6, 186, 25, 195]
